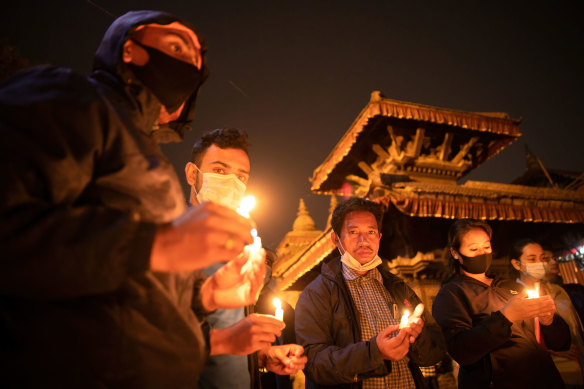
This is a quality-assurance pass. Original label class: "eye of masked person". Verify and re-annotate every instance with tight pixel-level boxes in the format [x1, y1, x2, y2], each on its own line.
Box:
[211, 167, 248, 184]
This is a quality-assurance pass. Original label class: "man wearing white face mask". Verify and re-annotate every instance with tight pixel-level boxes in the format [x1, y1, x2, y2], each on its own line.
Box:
[295, 197, 446, 388]
[511, 239, 584, 388]
[185, 128, 307, 388]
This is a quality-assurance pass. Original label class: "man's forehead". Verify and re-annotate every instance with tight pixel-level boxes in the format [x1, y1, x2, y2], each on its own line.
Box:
[201, 145, 250, 171]
[344, 211, 378, 227]
[134, 21, 201, 49]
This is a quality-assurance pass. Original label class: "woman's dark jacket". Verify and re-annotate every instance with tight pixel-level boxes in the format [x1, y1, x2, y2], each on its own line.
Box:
[432, 275, 570, 389]
[295, 257, 446, 389]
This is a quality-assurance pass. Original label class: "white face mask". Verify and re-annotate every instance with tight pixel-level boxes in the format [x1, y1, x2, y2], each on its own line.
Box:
[195, 168, 246, 211]
[523, 262, 546, 280]
[338, 239, 381, 272]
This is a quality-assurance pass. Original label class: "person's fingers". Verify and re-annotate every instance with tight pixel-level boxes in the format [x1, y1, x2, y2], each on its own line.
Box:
[386, 329, 409, 350]
[250, 313, 286, 329]
[248, 331, 277, 346]
[248, 313, 286, 336]
[289, 344, 305, 356]
[187, 203, 254, 245]
[412, 303, 424, 319]
[380, 324, 400, 337]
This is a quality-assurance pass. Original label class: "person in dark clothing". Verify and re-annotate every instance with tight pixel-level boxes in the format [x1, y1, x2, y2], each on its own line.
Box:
[432, 219, 571, 389]
[295, 197, 446, 388]
[0, 10, 266, 388]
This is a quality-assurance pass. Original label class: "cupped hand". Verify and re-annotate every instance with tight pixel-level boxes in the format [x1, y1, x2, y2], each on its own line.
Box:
[210, 313, 284, 356]
[151, 202, 254, 272]
[259, 344, 307, 375]
[376, 324, 411, 361]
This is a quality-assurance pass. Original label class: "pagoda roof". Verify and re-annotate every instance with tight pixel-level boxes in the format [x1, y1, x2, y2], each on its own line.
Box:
[273, 180, 584, 289]
[311, 91, 522, 194]
[382, 180, 584, 223]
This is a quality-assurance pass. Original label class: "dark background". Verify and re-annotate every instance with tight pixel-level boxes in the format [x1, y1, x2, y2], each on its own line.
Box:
[2, 1, 583, 250]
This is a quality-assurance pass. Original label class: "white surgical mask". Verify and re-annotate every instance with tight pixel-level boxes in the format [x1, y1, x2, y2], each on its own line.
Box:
[338, 240, 381, 272]
[195, 167, 246, 210]
[523, 262, 546, 280]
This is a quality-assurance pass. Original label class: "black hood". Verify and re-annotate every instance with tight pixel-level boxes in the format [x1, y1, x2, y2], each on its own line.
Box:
[93, 10, 208, 143]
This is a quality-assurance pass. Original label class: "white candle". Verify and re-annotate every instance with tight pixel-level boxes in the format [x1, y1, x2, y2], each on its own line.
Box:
[237, 195, 264, 274]
[241, 229, 263, 274]
[399, 309, 410, 329]
[273, 298, 284, 321]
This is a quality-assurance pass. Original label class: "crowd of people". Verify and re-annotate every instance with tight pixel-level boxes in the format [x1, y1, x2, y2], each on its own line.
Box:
[1, 9, 582, 389]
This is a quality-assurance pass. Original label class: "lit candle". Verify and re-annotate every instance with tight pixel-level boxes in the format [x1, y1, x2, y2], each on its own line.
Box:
[237, 195, 256, 218]
[527, 283, 542, 343]
[273, 298, 284, 321]
[237, 195, 264, 274]
[399, 309, 410, 329]
[526, 283, 540, 299]
[526, 289, 539, 299]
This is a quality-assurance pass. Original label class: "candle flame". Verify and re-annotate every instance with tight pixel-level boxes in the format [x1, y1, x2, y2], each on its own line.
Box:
[273, 297, 282, 310]
[526, 289, 539, 299]
[237, 195, 256, 218]
[399, 309, 410, 329]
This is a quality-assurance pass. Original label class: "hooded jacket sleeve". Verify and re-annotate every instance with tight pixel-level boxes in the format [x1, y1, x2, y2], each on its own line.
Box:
[295, 277, 391, 385]
[432, 284, 513, 366]
[0, 67, 154, 300]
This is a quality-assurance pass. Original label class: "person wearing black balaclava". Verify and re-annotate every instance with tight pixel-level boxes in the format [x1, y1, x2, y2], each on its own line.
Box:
[0, 10, 267, 388]
[432, 219, 571, 389]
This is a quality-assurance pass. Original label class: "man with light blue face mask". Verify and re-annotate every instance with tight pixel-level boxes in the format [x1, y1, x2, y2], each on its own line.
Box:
[184, 128, 307, 388]
[295, 197, 446, 388]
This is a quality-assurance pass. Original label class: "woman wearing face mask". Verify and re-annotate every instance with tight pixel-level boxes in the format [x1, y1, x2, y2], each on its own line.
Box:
[432, 219, 571, 389]
[510, 239, 584, 388]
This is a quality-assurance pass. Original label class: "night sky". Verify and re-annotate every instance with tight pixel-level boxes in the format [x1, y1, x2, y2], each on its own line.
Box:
[2, 1, 583, 250]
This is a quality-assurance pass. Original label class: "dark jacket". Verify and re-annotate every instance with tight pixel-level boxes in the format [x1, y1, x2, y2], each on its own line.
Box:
[0, 10, 208, 388]
[295, 257, 446, 389]
[432, 275, 570, 389]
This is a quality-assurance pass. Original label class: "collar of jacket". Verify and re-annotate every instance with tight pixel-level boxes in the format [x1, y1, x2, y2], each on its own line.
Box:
[91, 69, 161, 138]
[321, 257, 414, 320]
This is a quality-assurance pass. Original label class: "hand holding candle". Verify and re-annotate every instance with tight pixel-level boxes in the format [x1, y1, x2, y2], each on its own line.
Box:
[236, 195, 264, 273]
[526, 289, 539, 299]
[399, 303, 424, 329]
[399, 310, 410, 329]
[526, 283, 540, 299]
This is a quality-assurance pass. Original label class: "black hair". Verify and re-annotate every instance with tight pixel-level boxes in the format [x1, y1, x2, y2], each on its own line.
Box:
[190, 128, 249, 166]
[331, 197, 384, 236]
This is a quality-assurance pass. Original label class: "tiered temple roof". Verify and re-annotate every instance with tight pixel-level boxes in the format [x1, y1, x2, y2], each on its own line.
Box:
[272, 91, 584, 291]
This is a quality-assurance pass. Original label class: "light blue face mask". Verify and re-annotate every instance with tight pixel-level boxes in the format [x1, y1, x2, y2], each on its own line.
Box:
[523, 262, 546, 280]
[337, 239, 381, 272]
[194, 165, 246, 210]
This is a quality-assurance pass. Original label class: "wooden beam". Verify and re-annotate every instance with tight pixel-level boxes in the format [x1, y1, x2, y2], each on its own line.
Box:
[372, 144, 390, 160]
[345, 174, 370, 187]
[358, 161, 374, 176]
[386, 125, 402, 160]
[451, 137, 479, 164]
[408, 128, 425, 157]
[439, 133, 453, 161]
